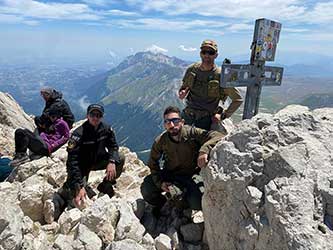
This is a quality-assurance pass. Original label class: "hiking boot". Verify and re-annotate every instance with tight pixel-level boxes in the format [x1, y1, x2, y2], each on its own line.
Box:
[97, 181, 115, 198]
[10, 152, 29, 167]
[29, 152, 43, 161]
[85, 185, 97, 199]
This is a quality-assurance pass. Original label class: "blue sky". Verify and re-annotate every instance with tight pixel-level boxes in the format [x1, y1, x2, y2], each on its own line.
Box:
[0, 0, 332, 65]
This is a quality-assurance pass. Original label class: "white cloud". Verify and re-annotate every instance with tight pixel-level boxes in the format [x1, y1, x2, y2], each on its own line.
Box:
[145, 44, 168, 54]
[0, 0, 101, 21]
[227, 23, 253, 32]
[284, 27, 309, 33]
[113, 18, 227, 32]
[124, 0, 333, 25]
[0, 13, 38, 25]
[108, 9, 139, 16]
[78, 95, 90, 111]
[179, 45, 197, 52]
[109, 50, 117, 58]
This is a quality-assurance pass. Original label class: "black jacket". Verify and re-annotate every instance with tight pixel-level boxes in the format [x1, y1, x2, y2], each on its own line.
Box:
[66, 120, 120, 189]
[35, 90, 75, 129]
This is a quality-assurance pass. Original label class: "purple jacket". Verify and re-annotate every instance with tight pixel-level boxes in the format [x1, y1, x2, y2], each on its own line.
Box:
[40, 118, 70, 153]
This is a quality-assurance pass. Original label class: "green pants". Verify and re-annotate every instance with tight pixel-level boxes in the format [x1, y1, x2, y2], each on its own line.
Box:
[141, 174, 204, 210]
[181, 109, 212, 131]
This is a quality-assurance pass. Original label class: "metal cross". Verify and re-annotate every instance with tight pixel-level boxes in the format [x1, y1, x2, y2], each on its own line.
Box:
[221, 18, 283, 119]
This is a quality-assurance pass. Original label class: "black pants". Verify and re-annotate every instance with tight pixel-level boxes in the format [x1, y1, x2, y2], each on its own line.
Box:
[14, 128, 49, 156]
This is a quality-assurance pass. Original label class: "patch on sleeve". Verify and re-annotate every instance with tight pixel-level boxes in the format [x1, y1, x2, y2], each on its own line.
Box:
[67, 135, 80, 151]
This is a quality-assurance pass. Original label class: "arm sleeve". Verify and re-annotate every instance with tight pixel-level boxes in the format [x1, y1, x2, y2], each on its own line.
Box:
[106, 127, 120, 164]
[49, 121, 70, 152]
[180, 66, 195, 91]
[223, 87, 243, 118]
[60, 100, 75, 128]
[147, 138, 163, 187]
[66, 130, 83, 189]
[190, 127, 224, 154]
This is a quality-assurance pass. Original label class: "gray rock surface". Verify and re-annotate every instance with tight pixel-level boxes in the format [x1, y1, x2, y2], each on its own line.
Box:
[202, 105, 333, 250]
[155, 233, 172, 250]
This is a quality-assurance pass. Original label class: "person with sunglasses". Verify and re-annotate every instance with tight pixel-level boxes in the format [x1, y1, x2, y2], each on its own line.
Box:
[178, 39, 243, 132]
[141, 106, 223, 216]
[43, 104, 125, 223]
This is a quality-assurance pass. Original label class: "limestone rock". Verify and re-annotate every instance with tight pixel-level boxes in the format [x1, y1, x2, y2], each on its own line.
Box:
[0, 202, 24, 250]
[106, 239, 146, 250]
[53, 234, 75, 250]
[58, 208, 82, 234]
[0, 92, 34, 156]
[115, 200, 146, 242]
[81, 195, 118, 244]
[155, 233, 172, 250]
[202, 105, 333, 250]
[74, 224, 102, 250]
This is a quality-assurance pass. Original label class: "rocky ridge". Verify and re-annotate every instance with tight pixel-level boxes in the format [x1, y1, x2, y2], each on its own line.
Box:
[0, 92, 206, 250]
[203, 105, 333, 250]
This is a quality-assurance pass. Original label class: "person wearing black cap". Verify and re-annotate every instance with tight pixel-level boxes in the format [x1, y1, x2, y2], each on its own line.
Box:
[44, 104, 125, 223]
[10, 107, 70, 167]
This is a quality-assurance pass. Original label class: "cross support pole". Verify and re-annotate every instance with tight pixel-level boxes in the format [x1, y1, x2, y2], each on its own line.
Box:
[220, 18, 283, 120]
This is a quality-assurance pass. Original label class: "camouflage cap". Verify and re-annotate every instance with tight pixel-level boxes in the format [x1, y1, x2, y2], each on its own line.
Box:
[200, 39, 218, 52]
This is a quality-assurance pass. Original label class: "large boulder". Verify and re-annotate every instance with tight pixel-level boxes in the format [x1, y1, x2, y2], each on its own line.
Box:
[202, 105, 333, 250]
[0, 92, 34, 156]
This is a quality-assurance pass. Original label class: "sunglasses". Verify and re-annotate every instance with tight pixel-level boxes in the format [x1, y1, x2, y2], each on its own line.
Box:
[201, 50, 216, 55]
[89, 112, 103, 118]
[164, 118, 182, 125]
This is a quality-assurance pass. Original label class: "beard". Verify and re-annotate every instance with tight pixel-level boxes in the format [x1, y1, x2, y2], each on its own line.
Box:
[168, 127, 180, 136]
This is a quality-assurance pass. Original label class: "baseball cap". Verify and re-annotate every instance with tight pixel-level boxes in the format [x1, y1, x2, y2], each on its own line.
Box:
[87, 104, 104, 115]
[200, 40, 218, 52]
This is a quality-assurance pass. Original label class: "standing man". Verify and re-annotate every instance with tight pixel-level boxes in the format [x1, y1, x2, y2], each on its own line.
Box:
[35, 87, 75, 132]
[179, 39, 243, 131]
[44, 104, 125, 223]
[141, 106, 223, 215]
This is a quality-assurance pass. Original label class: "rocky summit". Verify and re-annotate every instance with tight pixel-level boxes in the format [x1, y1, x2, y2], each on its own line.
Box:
[1, 91, 333, 250]
[202, 105, 333, 250]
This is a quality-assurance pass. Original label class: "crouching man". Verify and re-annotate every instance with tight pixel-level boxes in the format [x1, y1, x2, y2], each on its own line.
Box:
[44, 104, 125, 223]
[141, 106, 223, 216]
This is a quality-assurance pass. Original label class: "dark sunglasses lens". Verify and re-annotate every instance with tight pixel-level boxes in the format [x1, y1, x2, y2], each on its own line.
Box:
[164, 118, 181, 124]
[201, 50, 215, 55]
[90, 112, 102, 118]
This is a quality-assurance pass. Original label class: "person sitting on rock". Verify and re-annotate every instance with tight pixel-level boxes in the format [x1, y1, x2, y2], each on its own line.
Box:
[141, 106, 224, 216]
[10, 108, 70, 167]
[44, 104, 125, 223]
[35, 87, 75, 132]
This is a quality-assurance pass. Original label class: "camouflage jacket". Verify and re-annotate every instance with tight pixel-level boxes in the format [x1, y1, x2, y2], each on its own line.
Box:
[180, 62, 243, 118]
[148, 125, 223, 187]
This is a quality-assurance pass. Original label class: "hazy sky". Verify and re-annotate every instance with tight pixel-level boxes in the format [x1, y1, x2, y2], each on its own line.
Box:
[0, 0, 332, 64]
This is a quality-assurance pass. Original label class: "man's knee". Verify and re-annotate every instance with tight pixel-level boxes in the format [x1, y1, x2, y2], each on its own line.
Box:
[140, 175, 165, 206]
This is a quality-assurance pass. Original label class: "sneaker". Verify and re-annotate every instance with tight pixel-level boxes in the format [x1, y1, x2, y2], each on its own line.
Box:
[29, 152, 43, 161]
[97, 181, 115, 198]
[10, 152, 29, 167]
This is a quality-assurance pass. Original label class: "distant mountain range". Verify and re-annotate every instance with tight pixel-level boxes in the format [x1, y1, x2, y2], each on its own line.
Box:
[2, 51, 333, 161]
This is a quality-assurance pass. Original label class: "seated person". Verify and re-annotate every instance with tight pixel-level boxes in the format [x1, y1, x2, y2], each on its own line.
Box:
[141, 106, 224, 216]
[10, 108, 70, 166]
[35, 87, 75, 132]
[44, 104, 125, 223]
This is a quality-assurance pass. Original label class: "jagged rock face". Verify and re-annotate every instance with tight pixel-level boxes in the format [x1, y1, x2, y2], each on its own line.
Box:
[0, 92, 34, 156]
[202, 105, 333, 250]
[0, 92, 207, 250]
